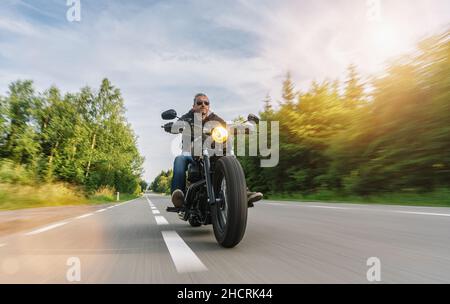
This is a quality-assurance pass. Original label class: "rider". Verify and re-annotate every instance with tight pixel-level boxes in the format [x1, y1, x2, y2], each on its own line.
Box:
[170, 93, 263, 209]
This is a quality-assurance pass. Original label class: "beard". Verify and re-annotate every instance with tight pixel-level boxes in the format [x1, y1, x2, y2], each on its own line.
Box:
[195, 108, 208, 119]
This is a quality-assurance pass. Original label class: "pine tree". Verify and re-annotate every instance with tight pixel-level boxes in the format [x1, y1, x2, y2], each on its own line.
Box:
[281, 72, 297, 108]
[261, 93, 274, 120]
[344, 64, 365, 109]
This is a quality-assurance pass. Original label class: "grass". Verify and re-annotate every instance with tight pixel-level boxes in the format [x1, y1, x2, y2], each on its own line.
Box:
[0, 183, 140, 211]
[88, 192, 139, 205]
[0, 161, 140, 210]
[266, 188, 450, 208]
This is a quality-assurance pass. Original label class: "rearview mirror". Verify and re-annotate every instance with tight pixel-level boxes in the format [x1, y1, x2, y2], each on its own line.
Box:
[161, 109, 177, 120]
[163, 122, 174, 133]
[247, 114, 260, 124]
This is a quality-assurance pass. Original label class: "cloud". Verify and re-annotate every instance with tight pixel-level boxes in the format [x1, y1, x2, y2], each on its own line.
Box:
[0, 17, 40, 36]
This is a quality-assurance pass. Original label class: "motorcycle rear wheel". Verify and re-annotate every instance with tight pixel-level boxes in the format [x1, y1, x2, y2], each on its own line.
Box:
[212, 156, 248, 248]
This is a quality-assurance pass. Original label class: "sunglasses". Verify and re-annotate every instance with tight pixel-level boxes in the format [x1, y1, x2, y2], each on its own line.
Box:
[196, 101, 210, 106]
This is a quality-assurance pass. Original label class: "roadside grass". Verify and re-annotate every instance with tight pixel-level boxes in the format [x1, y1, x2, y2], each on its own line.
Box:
[89, 193, 139, 205]
[266, 188, 450, 208]
[0, 183, 140, 211]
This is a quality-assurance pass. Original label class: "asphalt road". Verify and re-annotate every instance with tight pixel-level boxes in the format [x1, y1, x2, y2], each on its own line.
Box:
[0, 194, 449, 283]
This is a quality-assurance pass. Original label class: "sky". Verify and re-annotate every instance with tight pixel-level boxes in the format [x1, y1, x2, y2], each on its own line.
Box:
[1, 0, 449, 182]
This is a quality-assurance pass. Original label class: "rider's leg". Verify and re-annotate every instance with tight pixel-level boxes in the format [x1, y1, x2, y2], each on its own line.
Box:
[171, 155, 189, 194]
[171, 155, 193, 207]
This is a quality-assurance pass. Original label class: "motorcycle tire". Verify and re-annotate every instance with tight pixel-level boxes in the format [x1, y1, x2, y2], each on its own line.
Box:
[212, 156, 248, 248]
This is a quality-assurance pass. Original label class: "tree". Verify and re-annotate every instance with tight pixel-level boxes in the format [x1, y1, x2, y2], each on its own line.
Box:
[240, 29, 450, 196]
[150, 170, 173, 194]
[0, 78, 145, 196]
[262, 93, 274, 117]
[1, 80, 40, 168]
[343, 64, 365, 109]
[281, 72, 297, 109]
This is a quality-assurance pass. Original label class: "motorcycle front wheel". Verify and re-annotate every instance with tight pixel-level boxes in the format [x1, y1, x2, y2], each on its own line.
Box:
[212, 156, 248, 248]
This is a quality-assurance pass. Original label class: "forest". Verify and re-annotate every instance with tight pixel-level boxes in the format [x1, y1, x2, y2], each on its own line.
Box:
[0, 78, 145, 209]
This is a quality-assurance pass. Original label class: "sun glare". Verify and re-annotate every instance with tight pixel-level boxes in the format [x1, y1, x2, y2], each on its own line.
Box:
[371, 22, 411, 60]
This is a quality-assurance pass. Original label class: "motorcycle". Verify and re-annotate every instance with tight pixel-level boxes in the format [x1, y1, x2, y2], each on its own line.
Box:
[161, 109, 260, 248]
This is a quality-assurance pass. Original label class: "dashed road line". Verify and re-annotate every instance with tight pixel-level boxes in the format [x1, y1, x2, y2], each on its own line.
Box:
[147, 196, 209, 274]
[267, 203, 349, 210]
[76, 213, 94, 219]
[394, 211, 450, 217]
[162, 231, 208, 273]
[304, 205, 350, 210]
[155, 216, 169, 225]
[266, 203, 450, 217]
[25, 222, 70, 236]
[17, 197, 141, 238]
[114, 198, 140, 207]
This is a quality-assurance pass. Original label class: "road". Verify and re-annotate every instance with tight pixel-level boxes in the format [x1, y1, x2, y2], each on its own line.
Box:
[0, 194, 449, 283]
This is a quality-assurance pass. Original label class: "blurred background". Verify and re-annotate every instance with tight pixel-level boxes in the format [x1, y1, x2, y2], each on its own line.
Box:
[151, 31, 450, 206]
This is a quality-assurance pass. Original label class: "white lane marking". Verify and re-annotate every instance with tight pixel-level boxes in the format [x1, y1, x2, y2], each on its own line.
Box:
[266, 203, 450, 217]
[152, 210, 160, 214]
[107, 206, 115, 209]
[395, 211, 450, 217]
[25, 222, 69, 236]
[304, 205, 350, 210]
[18, 198, 141, 237]
[267, 203, 348, 210]
[162, 231, 208, 273]
[0, 243, 6, 248]
[115, 197, 140, 206]
[155, 216, 169, 225]
[76, 213, 94, 219]
[146, 197, 157, 209]
[145, 196, 156, 205]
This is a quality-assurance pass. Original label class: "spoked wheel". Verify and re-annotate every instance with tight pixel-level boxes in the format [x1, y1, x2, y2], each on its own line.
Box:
[212, 156, 248, 248]
[216, 179, 228, 232]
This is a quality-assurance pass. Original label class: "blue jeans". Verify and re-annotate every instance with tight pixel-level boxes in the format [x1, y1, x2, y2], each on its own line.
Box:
[171, 155, 194, 194]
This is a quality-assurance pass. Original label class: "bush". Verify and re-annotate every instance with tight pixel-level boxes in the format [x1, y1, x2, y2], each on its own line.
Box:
[0, 160, 35, 185]
[0, 182, 87, 210]
[90, 185, 116, 202]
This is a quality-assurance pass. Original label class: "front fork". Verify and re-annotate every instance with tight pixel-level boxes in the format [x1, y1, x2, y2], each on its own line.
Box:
[203, 150, 216, 205]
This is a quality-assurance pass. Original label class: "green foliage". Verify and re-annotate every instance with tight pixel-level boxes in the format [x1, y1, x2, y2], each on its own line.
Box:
[140, 180, 149, 192]
[0, 182, 88, 210]
[0, 159, 35, 185]
[267, 188, 450, 207]
[0, 78, 145, 206]
[150, 169, 173, 194]
[239, 30, 450, 200]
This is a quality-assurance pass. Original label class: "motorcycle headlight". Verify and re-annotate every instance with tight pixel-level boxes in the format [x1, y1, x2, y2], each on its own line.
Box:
[211, 126, 228, 144]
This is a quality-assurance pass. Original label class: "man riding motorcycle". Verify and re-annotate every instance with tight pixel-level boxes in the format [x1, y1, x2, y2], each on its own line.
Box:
[170, 93, 263, 209]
